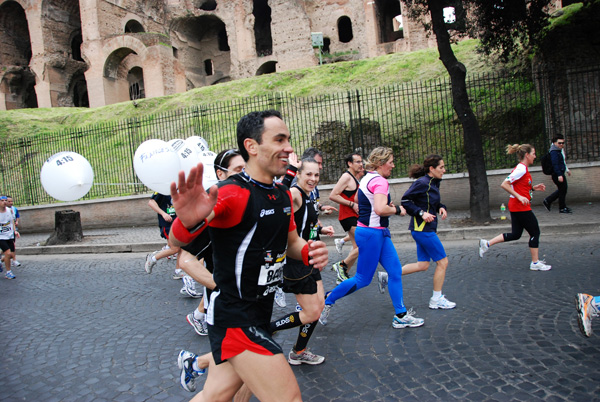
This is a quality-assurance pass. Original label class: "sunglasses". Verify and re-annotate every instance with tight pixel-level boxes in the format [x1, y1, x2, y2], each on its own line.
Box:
[557, 142, 565, 145]
[215, 149, 240, 170]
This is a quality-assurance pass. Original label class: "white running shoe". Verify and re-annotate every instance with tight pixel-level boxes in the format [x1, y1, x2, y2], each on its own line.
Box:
[377, 271, 388, 294]
[530, 260, 551, 271]
[334, 239, 345, 255]
[429, 295, 456, 309]
[145, 251, 158, 274]
[274, 287, 286, 308]
[172, 269, 186, 280]
[186, 313, 208, 336]
[319, 305, 332, 326]
[478, 239, 489, 258]
[11, 260, 21, 267]
[392, 309, 424, 328]
[182, 275, 202, 298]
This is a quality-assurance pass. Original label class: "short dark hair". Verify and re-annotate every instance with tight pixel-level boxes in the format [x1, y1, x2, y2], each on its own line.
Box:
[552, 134, 565, 143]
[214, 149, 241, 174]
[301, 147, 322, 160]
[236, 110, 282, 161]
[344, 153, 361, 168]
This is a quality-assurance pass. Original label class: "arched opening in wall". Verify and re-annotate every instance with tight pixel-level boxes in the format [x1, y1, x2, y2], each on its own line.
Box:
[1, 69, 38, 110]
[170, 15, 231, 88]
[253, 0, 273, 57]
[337, 16, 353, 43]
[70, 72, 89, 107]
[256, 61, 277, 76]
[374, 0, 403, 43]
[125, 20, 145, 33]
[218, 26, 230, 51]
[323, 37, 331, 54]
[0, 1, 33, 67]
[195, 0, 217, 11]
[204, 59, 214, 76]
[71, 31, 83, 61]
[127, 67, 145, 100]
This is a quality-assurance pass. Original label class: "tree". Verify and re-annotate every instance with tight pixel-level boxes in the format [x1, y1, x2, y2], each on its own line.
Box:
[403, 0, 551, 222]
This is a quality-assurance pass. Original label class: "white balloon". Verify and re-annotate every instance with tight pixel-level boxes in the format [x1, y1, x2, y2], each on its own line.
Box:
[200, 152, 219, 190]
[187, 135, 210, 152]
[169, 139, 202, 178]
[134, 139, 181, 195]
[40, 151, 94, 201]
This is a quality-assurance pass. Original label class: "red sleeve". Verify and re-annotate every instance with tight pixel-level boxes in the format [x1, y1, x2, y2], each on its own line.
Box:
[209, 184, 250, 228]
[288, 190, 297, 233]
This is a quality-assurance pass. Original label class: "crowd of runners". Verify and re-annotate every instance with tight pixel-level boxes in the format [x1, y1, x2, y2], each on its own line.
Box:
[131, 110, 596, 401]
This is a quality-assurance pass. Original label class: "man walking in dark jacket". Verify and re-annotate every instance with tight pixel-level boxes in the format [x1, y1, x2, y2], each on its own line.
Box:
[543, 134, 572, 214]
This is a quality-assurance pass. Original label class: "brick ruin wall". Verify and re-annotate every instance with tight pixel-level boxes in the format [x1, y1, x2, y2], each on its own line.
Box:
[0, 0, 457, 110]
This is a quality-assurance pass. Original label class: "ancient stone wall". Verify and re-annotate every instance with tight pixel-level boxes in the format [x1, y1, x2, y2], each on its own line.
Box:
[4, 0, 565, 111]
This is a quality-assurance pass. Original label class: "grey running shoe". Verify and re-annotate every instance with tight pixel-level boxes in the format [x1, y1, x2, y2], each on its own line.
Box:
[186, 313, 208, 336]
[576, 293, 598, 337]
[11, 259, 21, 267]
[319, 304, 332, 326]
[288, 348, 325, 365]
[274, 286, 287, 308]
[177, 350, 205, 392]
[377, 271, 388, 294]
[334, 239, 345, 255]
[145, 251, 158, 274]
[530, 260, 551, 271]
[332, 261, 349, 283]
[478, 239, 489, 258]
[392, 309, 424, 328]
[429, 295, 456, 309]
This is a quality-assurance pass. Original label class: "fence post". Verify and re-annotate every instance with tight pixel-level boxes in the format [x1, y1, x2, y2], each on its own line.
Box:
[127, 118, 142, 194]
[355, 89, 365, 154]
[18, 138, 36, 205]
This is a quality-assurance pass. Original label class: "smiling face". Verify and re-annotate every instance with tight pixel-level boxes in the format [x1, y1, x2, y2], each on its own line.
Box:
[245, 116, 293, 181]
[429, 160, 446, 179]
[377, 154, 395, 179]
[297, 161, 320, 193]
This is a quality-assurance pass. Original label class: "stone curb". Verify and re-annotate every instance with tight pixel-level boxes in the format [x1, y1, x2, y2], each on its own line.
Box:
[16, 222, 598, 255]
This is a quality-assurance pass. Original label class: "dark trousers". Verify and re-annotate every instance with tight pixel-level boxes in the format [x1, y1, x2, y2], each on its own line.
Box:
[545, 174, 568, 209]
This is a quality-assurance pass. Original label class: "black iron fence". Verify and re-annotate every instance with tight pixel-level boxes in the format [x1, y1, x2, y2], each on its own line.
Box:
[1, 66, 598, 206]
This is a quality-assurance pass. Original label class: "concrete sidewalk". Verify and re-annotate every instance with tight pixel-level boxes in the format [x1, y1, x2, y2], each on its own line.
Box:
[16, 202, 599, 255]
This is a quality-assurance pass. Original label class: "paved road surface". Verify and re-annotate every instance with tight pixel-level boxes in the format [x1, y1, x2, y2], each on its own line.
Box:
[1, 235, 599, 401]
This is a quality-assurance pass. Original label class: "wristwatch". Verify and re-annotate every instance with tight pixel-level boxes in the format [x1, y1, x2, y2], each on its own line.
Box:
[419, 210, 424, 217]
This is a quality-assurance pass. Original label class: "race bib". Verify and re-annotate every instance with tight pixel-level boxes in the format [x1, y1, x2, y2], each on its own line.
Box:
[258, 250, 286, 298]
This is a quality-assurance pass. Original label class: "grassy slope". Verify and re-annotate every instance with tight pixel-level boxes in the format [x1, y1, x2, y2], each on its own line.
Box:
[0, 40, 496, 139]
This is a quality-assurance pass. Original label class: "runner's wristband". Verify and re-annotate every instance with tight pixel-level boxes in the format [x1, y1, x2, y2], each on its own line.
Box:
[395, 205, 402, 215]
[301, 243, 310, 266]
[171, 217, 207, 244]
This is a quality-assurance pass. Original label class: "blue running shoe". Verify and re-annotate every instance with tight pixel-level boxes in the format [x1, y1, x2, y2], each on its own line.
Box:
[5, 270, 15, 280]
[177, 350, 205, 392]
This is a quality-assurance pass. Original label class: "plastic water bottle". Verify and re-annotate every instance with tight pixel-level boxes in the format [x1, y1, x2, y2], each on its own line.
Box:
[500, 203, 506, 220]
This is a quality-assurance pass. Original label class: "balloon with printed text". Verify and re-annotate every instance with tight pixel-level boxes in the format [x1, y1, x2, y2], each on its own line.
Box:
[40, 151, 94, 201]
[169, 139, 201, 179]
[134, 139, 181, 195]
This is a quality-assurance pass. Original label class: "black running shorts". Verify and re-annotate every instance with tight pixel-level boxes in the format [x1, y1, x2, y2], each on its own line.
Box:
[339, 216, 357, 232]
[0, 239, 15, 252]
[208, 324, 283, 365]
[282, 258, 321, 295]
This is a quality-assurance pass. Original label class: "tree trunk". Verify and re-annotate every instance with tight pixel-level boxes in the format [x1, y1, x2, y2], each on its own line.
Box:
[428, 1, 491, 222]
[46, 210, 84, 245]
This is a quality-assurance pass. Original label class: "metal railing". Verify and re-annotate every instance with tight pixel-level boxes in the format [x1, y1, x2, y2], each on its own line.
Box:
[1, 66, 598, 206]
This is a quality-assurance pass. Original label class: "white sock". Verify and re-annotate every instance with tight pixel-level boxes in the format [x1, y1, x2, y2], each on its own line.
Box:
[192, 357, 202, 372]
[432, 290, 442, 300]
[193, 309, 205, 321]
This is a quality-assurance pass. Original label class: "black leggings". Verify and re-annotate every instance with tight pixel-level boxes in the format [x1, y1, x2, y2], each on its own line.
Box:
[503, 210, 540, 248]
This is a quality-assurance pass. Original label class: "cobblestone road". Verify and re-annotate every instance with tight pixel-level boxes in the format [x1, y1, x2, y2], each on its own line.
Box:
[1, 234, 599, 401]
